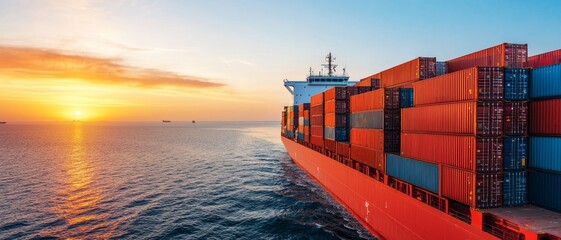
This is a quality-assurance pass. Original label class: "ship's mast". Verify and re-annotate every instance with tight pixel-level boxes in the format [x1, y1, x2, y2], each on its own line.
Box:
[321, 52, 337, 76]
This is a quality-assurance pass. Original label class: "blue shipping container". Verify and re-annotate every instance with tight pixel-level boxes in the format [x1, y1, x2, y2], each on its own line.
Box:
[529, 170, 561, 213]
[386, 154, 439, 194]
[286, 130, 295, 139]
[530, 63, 561, 99]
[503, 171, 527, 207]
[297, 133, 304, 140]
[529, 137, 561, 173]
[504, 68, 529, 100]
[304, 119, 310, 126]
[503, 137, 527, 171]
[324, 127, 348, 141]
[436, 61, 447, 76]
[399, 88, 414, 108]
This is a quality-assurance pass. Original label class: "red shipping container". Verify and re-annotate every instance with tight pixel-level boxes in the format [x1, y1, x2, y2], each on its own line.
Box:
[441, 166, 502, 208]
[311, 92, 324, 106]
[324, 113, 347, 128]
[311, 125, 323, 137]
[350, 88, 400, 112]
[311, 104, 323, 116]
[350, 145, 385, 172]
[310, 115, 323, 126]
[325, 87, 348, 101]
[503, 102, 528, 136]
[350, 128, 384, 150]
[413, 67, 504, 106]
[530, 99, 561, 135]
[298, 103, 310, 117]
[401, 101, 503, 136]
[400, 133, 503, 172]
[304, 135, 309, 142]
[355, 77, 380, 88]
[325, 139, 337, 152]
[337, 142, 350, 158]
[446, 43, 528, 73]
[324, 100, 348, 114]
[311, 136, 324, 147]
[528, 49, 561, 68]
[379, 57, 436, 87]
[304, 126, 310, 135]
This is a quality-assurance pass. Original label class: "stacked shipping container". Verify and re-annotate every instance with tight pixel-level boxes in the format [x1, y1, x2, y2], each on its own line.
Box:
[349, 88, 400, 172]
[311, 93, 324, 147]
[286, 105, 298, 139]
[281, 43, 561, 216]
[298, 103, 310, 142]
[528, 50, 561, 212]
[402, 66, 507, 208]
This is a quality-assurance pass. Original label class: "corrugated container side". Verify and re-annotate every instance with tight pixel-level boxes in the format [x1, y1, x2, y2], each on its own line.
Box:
[441, 166, 502, 208]
[350, 88, 400, 112]
[401, 101, 503, 136]
[400, 133, 502, 172]
[503, 137, 527, 171]
[310, 115, 323, 126]
[503, 101, 528, 136]
[337, 142, 350, 158]
[386, 154, 439, 194]
[380, 57, 437, 87]
[529, 136, 561, 173]
[351, 109, 400, 131]
[503, 171, 528, 207]
[325, 138, 337, 152]
[349, 129, 400, 153]
[324, 87, 348, 101]
[350, 145, 385, 172]
[528, 49, 561, 68]
[311, 104, 324, 116]
[504, 68, 529, 100]
[311, 92, 324, 106]
[413, 67, 503, 106]
[530, 63, 561, 99]
[310, 136, 324, 147]
[311, 125, 323, 137]
[530, 99, 561, 135]
[355, 78, 380, 88]
[350, 111, 383, 129]
[446, 43, 528, 73]
[324, 100, 348, 114]
[324, 127, 348, 141]
[528, 170, 561, 212]
[324, 113, 347, 128]
[399, 88, 414, 108]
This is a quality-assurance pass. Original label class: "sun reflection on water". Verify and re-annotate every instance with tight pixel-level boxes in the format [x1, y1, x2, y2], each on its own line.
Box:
[43, 124, 116, 239]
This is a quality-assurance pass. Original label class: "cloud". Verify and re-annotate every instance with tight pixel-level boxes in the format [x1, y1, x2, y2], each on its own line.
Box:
[0, 46, 224, 89]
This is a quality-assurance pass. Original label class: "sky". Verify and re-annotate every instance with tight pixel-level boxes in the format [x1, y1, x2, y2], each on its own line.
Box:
[1, 0, 560, 122]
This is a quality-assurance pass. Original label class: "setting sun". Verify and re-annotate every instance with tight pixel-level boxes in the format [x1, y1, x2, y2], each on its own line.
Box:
[75, 111, 81, 116]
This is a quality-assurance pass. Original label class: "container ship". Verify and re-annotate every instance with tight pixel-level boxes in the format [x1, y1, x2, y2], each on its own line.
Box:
[281, 45, 561, 240]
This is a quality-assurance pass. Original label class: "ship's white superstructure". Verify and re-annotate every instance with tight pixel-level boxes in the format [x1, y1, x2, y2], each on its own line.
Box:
[284, 53, 357, 105]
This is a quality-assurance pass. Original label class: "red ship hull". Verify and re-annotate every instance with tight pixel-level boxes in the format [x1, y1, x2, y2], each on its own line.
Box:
[282, 136, 497, 240]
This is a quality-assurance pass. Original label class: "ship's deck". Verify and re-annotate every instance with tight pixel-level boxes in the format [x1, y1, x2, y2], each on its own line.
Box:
[484, 205, 561, 236]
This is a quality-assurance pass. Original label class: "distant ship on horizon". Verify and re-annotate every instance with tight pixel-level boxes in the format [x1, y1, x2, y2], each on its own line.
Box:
[162, 120, 171, 123]
[0, 121, 6, 124]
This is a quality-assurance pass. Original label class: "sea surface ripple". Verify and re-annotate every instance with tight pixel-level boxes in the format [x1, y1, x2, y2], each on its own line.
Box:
[0, 122, 375, 239]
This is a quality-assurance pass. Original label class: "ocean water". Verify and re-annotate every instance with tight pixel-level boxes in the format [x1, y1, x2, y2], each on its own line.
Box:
[0, 122, 375, 239]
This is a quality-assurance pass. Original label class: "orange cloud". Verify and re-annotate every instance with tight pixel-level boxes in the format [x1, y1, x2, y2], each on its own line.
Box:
[0, 46, 224, 89]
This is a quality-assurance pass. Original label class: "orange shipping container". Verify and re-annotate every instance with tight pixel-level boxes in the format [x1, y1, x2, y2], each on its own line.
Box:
[401, 101, 503, 136]
[350, 128, 384, 150]
[446, 43, 527, 73]
[413, 67, 504, 106]
[379, 57, 436, 87]
[441, 166, 502, 208]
